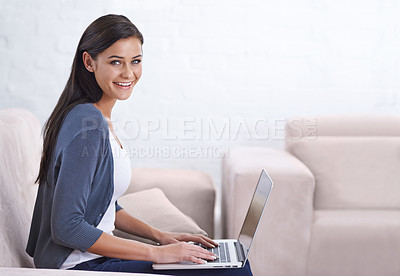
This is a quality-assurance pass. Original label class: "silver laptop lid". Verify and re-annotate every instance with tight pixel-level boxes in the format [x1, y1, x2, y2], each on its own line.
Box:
[237, 169, 274, 264]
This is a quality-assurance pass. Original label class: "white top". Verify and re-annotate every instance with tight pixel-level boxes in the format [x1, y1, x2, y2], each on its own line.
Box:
[61, 130, 131, 269]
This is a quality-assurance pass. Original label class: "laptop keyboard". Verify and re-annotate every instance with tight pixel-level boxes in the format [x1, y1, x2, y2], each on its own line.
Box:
[195, 242, 231, 263]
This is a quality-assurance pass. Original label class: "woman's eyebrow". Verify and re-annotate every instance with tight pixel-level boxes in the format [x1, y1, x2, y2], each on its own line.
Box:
[108, 55, 124, 59]
[107, 54, 142, 59]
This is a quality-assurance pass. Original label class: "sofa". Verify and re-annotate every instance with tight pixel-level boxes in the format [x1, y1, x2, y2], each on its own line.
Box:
[0, 108, 215, 275]
[222, 115, 400, 276]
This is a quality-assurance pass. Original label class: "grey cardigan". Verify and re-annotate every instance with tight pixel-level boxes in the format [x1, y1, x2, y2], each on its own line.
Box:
[26, 103, 123, 269]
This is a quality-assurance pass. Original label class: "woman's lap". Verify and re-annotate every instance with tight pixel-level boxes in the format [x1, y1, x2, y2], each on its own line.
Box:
[70, 257, 253, 276]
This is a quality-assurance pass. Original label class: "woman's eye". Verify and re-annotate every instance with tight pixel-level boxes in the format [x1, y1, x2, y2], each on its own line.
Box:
[111, 60, 121, 65]
[132, 59, 141, 64]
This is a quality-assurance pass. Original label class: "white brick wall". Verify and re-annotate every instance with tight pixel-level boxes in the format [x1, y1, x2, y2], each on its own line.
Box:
[1, 0, 400, 235]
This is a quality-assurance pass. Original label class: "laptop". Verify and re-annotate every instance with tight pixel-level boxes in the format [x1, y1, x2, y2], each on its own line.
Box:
[153, 169, 274, 270]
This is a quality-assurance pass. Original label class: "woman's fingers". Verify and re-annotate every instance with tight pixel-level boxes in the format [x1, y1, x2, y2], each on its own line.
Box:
[200, 236, 219, 248]
[168, 233, 219, 249]
[196, 250, 217, 262]
[191, 244, 217, 260]
[187, 234, 219, 248]
[184, 243, 217, 263]
[188, 256, 207, 264]
[153, 242, 217, 264]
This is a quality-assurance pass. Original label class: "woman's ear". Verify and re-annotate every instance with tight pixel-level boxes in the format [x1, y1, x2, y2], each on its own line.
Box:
[82, 52, 95, 72]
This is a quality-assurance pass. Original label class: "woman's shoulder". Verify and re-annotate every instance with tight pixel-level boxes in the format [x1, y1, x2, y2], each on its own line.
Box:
[59, 103, 109, 143]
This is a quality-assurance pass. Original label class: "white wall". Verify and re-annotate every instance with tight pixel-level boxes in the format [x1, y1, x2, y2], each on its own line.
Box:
[1, 0, 400, 232]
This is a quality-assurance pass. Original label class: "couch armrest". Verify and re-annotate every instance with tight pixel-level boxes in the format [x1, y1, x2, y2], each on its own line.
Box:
[0, 267, 163, 276]
[222, 147, 315, 276]
[123, 168, 215, 238]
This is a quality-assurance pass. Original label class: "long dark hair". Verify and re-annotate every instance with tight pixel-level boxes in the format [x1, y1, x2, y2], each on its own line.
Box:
[36, 14, 143, 185]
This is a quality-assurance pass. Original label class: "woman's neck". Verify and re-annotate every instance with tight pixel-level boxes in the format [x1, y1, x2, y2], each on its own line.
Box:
[92, 97, 117, 121]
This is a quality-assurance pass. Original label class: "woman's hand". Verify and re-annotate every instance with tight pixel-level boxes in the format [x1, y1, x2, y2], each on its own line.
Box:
[158, 232, 218, 249]
[152, 242, 217, 264]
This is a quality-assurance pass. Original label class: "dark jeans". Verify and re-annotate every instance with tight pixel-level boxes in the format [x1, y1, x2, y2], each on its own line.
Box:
[69, 257, 253, 276]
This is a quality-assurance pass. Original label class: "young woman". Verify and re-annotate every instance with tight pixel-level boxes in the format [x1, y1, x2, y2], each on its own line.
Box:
[26, 14, 252, 275]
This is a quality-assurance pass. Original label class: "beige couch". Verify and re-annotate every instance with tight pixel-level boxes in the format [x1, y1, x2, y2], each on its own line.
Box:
[222, 116, 400, 276]
[0, 108, 215, 275]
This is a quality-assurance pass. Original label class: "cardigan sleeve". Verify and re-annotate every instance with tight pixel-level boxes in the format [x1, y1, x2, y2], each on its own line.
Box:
[116, 201, 123, 212]
[51, 128, 104, 252]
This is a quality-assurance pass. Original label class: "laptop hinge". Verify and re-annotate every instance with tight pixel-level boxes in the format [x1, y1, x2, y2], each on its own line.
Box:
[234, 241, 246, 264]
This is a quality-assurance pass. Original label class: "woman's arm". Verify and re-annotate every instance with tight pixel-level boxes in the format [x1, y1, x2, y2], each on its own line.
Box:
[114, 209, 163, 243]
[114, 209, 218, 248]
[87, 231, 217, 264]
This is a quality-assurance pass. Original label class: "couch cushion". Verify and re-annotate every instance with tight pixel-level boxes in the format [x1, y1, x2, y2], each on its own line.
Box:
[126, 168, 215, 238]
[307, 210, 400, 276]
[286, 116, 400, 138]
[286, 116, 400, 209]
[113, 188, 207, 244]
[287, 136, 400, 209]
[0, 109, 41, 267]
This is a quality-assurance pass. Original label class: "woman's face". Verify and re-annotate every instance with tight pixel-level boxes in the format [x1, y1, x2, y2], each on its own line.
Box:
[85, 36, 143, 102]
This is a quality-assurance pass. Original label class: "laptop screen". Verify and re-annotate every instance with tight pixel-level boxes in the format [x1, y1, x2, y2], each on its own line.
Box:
[237, 169, 273, 262]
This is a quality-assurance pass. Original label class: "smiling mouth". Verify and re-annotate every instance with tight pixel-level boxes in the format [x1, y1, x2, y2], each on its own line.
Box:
[113, 81, 133, 88]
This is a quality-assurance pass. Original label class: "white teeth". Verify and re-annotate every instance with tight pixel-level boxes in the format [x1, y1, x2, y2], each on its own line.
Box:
[115, 82, 132, 87]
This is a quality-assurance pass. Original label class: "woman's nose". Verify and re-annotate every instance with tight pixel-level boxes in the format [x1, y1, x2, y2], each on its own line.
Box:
[122, 64, 134, 79]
